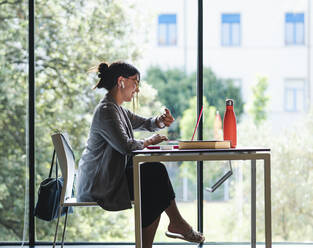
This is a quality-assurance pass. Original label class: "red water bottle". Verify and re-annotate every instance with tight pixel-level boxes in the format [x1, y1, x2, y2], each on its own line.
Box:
[223, 99, 237, 148]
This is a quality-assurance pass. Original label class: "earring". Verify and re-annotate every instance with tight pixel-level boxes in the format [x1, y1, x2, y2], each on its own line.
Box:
[121, 81, 125, 88]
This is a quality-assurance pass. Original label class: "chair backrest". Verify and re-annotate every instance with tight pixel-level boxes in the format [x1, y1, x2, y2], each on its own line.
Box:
[51, 133, 76, 205]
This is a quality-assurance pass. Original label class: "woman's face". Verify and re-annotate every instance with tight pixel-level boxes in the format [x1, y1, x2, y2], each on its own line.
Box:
[122, 74, 140, 102]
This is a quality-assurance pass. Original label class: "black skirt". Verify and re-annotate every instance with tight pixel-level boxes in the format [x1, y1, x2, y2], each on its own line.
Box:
[125, 161, 175, 228]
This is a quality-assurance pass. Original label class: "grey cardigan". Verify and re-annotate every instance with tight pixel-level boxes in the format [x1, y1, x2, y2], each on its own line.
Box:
[76, 93, 160, 211]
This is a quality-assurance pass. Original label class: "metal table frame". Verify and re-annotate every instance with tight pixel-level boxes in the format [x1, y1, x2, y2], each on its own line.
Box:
[132, 148, 271, 248]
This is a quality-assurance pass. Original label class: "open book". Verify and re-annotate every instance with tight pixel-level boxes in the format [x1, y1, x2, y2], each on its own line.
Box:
[178, 140, 231, 149]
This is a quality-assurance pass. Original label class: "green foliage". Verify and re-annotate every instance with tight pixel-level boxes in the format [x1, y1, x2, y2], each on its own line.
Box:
[145, 66, 244, 124]
[175, 110, 313, 241]
[178, 96, 228, 201]
[0, 0, 141, 241]
[145, 66, 243, 139]
[180, 96, 216, 141]
[124, 80, 166, 139]
[124, 81, 164, 118]
[236, 110, 313, 241]
[144, 66, 192, 118]
[248, 76, 270, 125]
[0, 0, 28, 239]
[2, 0, 313, 243]
[144, 66, 191, 139]
[190, 69, 244, 122]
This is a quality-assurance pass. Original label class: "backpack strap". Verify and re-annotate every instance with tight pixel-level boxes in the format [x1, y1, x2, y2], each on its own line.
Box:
[48, 150, 58, 178]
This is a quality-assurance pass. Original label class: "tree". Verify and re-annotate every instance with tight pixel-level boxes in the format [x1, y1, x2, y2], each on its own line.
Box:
[248, 76, 270, 125]
[124, 80, 166, 139]
[186, 68, 244, 122]
[0, 0, 142, 241]
[180, 96, 216, 141]
[145, 66, 244, 120]
[144, 66, 192, 119]
[0, 0, 30, 240]
[178, 97, 228, 201]
[145, 66, 244, 139]
[230, 110, 313, 241]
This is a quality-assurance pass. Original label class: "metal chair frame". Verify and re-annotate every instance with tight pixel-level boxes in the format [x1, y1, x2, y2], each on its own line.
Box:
[51, 133, 98, 248]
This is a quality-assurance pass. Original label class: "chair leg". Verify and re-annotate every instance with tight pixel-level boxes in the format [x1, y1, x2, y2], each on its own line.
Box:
[61, 207, 69, 248]
[53, 207, 62, 248]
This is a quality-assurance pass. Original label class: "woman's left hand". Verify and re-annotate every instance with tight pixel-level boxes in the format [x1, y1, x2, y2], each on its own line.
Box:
[158, 108, 175, 127]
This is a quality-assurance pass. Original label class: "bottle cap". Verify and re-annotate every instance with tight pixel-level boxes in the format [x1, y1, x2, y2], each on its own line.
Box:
[226, 99, 234, 106]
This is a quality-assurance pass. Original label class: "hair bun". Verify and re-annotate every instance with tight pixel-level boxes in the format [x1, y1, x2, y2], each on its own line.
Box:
[98, 63, 109, 73]
[98, 63, 109, 78]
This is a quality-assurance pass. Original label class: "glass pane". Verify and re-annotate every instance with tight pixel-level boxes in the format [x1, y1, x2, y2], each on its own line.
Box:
[285, 79, 305, 112]
[285, 88, 295, 111]
[35, 0, 144, 242]
[34, 0, 197, 244]
[221, 23, 230, 46]
[0, 0, 28, 242]
[26, 0, 313, 245]
[203, 161, 253, 242]
[129, 0, 198, 243]
[168, 23, 177, 45]
[158, 23, 168, 45]
[204, 0, 313, 244]
[232, 23, 241, 46]
[296, 89, 304, 111]
[295, 22, 304, 44]
[285, 23, 294, 44]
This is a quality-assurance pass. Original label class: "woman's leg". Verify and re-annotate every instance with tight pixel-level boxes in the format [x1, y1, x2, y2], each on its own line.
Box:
[165, 199, 205, 243]
[126, 162, 174, 246]
[142, 216, 161, 248]
[165, 199, 191, 234]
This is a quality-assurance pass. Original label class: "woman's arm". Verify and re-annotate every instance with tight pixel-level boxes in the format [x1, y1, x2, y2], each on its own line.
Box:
[143, 134, 168, 147]
[94, 105, 145, 154]
[124, 108, 162, 131]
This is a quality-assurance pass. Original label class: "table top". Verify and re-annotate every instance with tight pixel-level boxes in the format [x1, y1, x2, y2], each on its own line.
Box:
[132, 146, 271, 155]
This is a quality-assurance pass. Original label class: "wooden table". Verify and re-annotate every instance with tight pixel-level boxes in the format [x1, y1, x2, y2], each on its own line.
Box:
[132, 147, 271, 248]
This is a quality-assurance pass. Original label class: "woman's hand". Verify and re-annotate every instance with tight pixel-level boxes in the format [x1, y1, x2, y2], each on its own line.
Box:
[144, 134, 168, 147]
[157, 108, 175, 128]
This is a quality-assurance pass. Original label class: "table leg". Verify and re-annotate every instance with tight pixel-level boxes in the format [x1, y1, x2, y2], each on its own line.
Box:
[264, 155, 272, 248]
[133, 160, 142, 248]
[251, 159, 256, 248]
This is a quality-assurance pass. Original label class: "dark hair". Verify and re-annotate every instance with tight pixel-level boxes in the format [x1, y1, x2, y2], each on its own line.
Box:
[93, 61, 140, 90]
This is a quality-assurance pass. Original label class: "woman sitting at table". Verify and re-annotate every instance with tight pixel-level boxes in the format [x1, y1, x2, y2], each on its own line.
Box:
[76, 61, 205, 247]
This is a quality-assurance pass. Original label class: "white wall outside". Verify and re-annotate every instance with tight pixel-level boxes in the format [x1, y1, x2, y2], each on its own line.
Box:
[135, 0, 313, 131]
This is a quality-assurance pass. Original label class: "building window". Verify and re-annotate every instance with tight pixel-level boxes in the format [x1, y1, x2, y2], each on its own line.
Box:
[285, 13, 304, 45]
[158, 14, 177, 46]
[284, 79, 305, 112]
[221, 13, 241, 46]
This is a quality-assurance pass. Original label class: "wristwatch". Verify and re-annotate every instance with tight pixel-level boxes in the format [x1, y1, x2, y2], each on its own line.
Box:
[158, 116, 165, 128]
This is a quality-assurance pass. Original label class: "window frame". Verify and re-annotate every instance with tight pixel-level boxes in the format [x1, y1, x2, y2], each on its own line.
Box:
[283, 78, 305, 112]
[285, 13, 305, 46]
[157, 14, 178, 46]
[221, 13, 241, 47]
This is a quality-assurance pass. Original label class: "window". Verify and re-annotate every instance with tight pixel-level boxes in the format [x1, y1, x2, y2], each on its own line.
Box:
[0, 0, 28, 242]
[158, 14, 177, 46]
[221, 13, 241, 46]
[284, 79, 305, 112]
[285, 13, 304, 45]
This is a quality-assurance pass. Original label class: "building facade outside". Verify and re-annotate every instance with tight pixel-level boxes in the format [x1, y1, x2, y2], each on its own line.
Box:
[137, 0, 313, 131]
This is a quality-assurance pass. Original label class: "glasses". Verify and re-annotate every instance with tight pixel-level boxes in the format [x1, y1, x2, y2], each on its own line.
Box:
[125, 77, 140, 110]
[126, 77, 140, 91]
